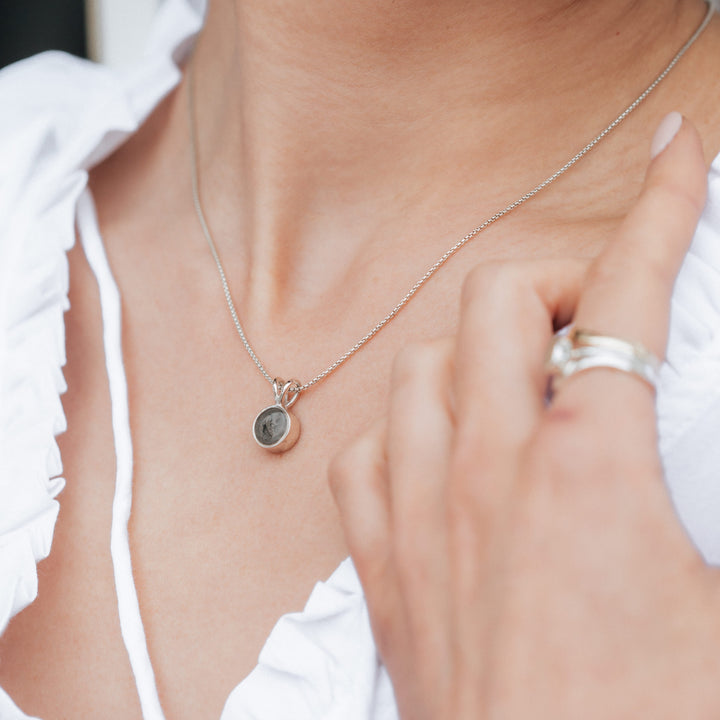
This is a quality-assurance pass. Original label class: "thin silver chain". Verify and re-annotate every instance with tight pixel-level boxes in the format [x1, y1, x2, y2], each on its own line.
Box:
[188, 2, 713, 395]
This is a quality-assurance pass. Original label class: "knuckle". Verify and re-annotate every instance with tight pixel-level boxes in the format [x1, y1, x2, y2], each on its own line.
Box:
[450, 430, 512, 485]
[461, 260, 505, 306]
[646, 176, 706, 218]
[390, 343, 424, 387]
[527, 429, 578, 482]
[591, 233, 681, 294]
[391, 338, 447, 387]
[461, 260, 537, 312]
[582, 254, 617, 295]
[529, 408, 633, 492]
[328, 431, 377, 496]
[529, 410, 597, 478]
[445, 445, 497, 521]
[526, 414, 666, 525]
[640, 248, 680, 293]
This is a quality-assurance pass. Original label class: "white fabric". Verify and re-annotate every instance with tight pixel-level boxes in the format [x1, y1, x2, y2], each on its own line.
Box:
[1, 0, 720, 717]
[77, 189, 165, 720]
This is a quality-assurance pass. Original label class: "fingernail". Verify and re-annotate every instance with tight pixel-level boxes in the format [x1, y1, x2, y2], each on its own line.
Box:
[650, 111, 683, 159]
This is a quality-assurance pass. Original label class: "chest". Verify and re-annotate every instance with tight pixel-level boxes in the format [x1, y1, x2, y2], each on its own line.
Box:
[0, 205, 616, 720]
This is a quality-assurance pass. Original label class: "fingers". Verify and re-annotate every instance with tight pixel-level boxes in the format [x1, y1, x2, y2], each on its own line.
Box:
[445, 258, 588, 685]
[452, 258, 587, 464]
[330, 113, 709, 715]
[387, 338, 454, 569]
[550, 115, 707, 442]
[328, 418, 412, 670]
[386, 338, 455, 689]
[329, 418, 391, 588]
[330, 338, 457, 711]
[329, 337, 455, 588]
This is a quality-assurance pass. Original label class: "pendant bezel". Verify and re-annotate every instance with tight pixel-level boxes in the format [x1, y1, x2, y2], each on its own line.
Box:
[252, 403, 300, 452]
[252, 378, 302, 453]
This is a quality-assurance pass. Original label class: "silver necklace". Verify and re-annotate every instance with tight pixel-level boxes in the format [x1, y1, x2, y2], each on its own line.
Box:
[188, 2, 714, 453]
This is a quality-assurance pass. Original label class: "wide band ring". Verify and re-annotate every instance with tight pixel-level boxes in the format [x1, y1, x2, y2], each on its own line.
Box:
[545, 325, 663, 395]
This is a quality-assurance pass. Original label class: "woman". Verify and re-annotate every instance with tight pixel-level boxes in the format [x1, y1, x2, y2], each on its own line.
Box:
[1, 0, 719, 717]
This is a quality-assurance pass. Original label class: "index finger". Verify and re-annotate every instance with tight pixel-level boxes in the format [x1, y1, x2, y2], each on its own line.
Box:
[551, 113, 707, 415]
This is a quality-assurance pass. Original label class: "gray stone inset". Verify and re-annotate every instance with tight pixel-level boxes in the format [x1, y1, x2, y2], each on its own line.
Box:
[253, 405, 289, 447]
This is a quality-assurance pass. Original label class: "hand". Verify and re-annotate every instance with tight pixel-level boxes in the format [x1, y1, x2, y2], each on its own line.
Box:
[329, 115, 720, 719]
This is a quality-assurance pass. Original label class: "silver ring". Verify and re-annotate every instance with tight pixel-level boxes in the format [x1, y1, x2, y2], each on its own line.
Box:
[545, 325, 662, 395]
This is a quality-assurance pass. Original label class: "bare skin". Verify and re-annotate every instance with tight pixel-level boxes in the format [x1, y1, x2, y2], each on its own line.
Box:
[329, 118, 720, 720]
[1, 0, 720, 718]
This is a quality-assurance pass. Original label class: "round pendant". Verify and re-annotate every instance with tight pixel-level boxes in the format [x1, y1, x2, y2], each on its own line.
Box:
[253, 404, 300, 452]
[252, 378, 302, 453]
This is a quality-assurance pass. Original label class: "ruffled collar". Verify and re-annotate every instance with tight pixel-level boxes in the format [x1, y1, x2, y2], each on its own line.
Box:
[0, 0, 205, 652]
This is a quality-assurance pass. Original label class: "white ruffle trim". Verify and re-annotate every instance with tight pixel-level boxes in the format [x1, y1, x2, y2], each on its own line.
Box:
[221, 558, 397, 720]
[657, 170, 720, 453]
[0, 124, 82, 634]
[656, 163, 720, 563]
[0, 0, 205, 642]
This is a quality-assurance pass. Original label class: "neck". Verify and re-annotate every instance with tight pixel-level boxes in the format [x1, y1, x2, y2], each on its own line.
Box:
[187, 0, 704, 316]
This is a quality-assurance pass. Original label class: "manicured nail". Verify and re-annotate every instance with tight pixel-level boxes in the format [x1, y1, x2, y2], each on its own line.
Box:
[650, 111, 683, 159]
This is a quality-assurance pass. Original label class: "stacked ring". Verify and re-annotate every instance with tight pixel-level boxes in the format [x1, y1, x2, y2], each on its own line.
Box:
[545, 325, 663, 396]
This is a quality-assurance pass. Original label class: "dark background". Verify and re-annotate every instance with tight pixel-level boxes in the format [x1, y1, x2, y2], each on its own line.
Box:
[0, 0, 87, 69]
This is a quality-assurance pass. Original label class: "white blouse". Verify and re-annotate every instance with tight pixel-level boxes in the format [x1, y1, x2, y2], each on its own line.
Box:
[1, 0, 719, 718]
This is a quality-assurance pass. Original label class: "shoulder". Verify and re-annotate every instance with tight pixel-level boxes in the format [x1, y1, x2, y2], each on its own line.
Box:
[0, 52, 116, 267]
[0, 51, 118, 193]
[0, 50, 108, 355]
[0, 50, 110, 135]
